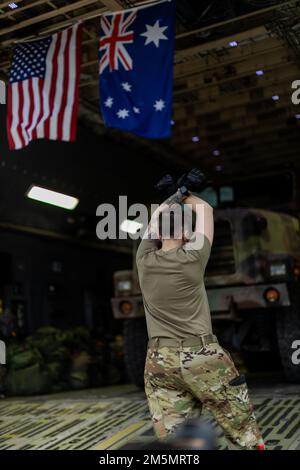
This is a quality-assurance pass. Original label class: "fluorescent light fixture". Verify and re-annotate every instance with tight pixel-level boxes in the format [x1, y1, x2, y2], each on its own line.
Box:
[229, 41, 238, 47]
[27, 185, 79, 210]
[9, 2, 18, 9]
[120, 219, 143, 235]
[272, 95, 279, 101]
[212, 149, 221, 156]
[192, 136, 200, 142]
[256, 70, 264, 76]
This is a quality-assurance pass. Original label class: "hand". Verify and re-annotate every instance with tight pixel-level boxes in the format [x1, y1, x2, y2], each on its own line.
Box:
[155, 174, 178, 202]
[177, 168, 208, 193]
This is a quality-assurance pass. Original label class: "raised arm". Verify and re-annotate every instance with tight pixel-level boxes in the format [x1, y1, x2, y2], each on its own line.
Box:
[183, 193, 214, 245]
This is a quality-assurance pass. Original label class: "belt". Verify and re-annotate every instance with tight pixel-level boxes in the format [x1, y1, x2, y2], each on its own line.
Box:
[148, 334, 218, 349]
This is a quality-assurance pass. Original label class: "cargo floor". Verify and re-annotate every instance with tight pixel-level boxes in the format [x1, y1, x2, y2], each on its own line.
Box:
[0, 375, 300, 450]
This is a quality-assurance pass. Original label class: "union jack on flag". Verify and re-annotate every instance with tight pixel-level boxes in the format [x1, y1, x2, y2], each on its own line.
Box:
[99, 0, 176, 139]
[7, 24, 82, 150]
[99, 10, 137, 72]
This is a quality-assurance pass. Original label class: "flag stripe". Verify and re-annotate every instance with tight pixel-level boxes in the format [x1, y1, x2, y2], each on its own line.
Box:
[24, 79, 34, 143]
[45, 31, 62, 139]
[101, 16, 111, 34]
[36, 32, 58, 139]
[32, 80, 44, 140]
[118, 44, 131, 70]
[57, 27, 71, 141]
[62, 24, 77, 141]
[70, 24, 82, 141]
[21, 80, 30, 146]
[121, 11, 137, 33]
[17, 82, 26, 148]
[27, 78, 41, 140]
[50, 29, 68, 139]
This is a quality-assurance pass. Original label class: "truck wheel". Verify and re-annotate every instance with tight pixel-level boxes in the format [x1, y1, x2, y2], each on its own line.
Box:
[123, 318, 148, 389]
[276, 292, 300, 383]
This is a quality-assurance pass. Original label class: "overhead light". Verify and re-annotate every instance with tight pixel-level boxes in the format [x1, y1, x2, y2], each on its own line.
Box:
[212, 149, 221, 156]
[229, 41, 238, 47]
[192, 136, 200, 143]
[8, 2, 18, 9]
[272, 95, 280, 101]
[120, 219, 143, 235]
[295, 114, 300, 119]
[26, 186, 79, 210]
[256, 70, 264, 76]
[215, 165, 223, 172]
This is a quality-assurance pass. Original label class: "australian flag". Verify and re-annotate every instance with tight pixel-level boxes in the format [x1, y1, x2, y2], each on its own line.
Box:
[99, 0, 176, 139]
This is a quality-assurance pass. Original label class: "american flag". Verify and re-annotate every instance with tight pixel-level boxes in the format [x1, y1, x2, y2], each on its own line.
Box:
[7, 24, 82, 150]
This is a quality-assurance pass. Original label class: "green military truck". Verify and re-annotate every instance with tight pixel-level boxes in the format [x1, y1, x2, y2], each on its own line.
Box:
[111, 172, 300, 387]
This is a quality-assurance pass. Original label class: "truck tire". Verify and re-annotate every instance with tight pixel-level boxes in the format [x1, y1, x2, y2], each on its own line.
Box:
[123, 318, 148, 389]
[276, 290, 300, 383]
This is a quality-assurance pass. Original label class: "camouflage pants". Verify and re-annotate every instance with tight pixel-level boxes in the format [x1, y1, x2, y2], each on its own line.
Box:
[144, 341, 263, 449]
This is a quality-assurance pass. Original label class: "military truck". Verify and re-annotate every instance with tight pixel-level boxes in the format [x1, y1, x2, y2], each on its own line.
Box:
[111, 171, 300, 387]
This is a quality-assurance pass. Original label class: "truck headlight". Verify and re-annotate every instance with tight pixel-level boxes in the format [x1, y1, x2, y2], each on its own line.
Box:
[264, 287, 280, 303]
[270, 263, 286, 277]
[117, 280, 132, 293]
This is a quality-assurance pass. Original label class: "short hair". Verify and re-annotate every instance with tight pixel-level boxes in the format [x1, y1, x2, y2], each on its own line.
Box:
[158, 206, 185, 239]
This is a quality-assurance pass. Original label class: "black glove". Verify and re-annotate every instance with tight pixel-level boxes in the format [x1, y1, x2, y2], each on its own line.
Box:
[177, 168, 208, 193]
[155, 174, 178, 201]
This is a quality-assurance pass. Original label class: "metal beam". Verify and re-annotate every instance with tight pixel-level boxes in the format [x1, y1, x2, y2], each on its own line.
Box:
[176, 0, 299, 40]
[176, 27, 268, 60]
[0, 0, 49, 19]
[0, 6, 107, 44]
[100, 0, 124, 10]
[0, 0, 102, 37]
[0, 221, 132, 255]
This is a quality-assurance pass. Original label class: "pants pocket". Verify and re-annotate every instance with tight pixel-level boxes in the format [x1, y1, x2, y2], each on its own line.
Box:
[222, 377, 262, 448]
[223, 378, 253, 417]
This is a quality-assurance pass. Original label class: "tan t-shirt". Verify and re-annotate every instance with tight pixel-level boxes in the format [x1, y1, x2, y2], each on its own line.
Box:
[136, 234, 212, 339]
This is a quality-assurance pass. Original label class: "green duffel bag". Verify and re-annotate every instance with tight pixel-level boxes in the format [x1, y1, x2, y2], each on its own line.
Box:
[46, 361, 64, 383]
[69, 370, 89, 390]
[6, 343, 27, 362]
[6, 363, 49, 396]
[9, 348, 43, 370]
[68, 351, 91, 390]
[31, 337, 61, 358]
[46, 346, 70, 364]
[64, 327, 90, 350]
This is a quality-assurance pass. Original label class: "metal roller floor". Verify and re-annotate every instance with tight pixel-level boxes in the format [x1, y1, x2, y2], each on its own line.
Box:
[0, 380, 300, 450]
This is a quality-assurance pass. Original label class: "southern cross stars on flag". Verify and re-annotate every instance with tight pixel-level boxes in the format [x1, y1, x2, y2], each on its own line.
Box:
[7, 24, 82, 150]
[99, 0, 176, 139]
